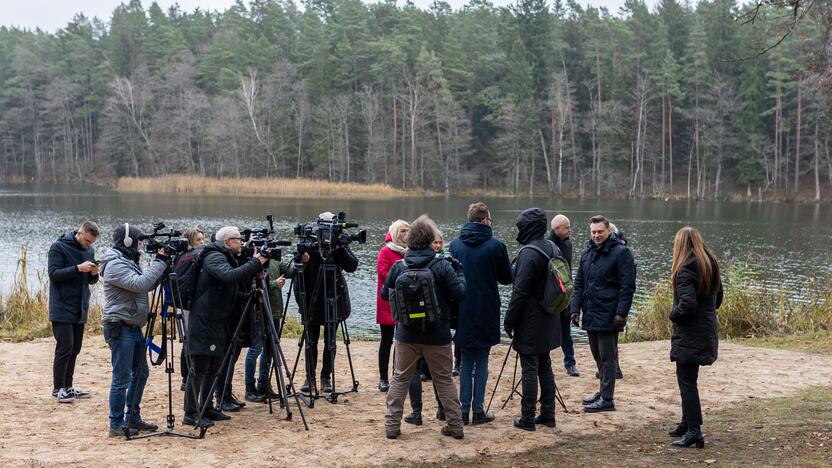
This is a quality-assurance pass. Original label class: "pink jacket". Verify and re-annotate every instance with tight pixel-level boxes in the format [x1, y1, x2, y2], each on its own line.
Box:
[376, 232, 404, 325]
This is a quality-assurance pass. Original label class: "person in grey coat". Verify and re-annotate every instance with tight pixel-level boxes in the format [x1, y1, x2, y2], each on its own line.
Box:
[100, 223, 170, 437]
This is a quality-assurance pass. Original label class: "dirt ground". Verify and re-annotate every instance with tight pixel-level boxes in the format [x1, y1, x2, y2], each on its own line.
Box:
[1, 336, 831, 467]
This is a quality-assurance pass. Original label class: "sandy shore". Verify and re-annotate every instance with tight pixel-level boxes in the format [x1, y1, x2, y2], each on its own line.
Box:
[1, 336, 831, 467]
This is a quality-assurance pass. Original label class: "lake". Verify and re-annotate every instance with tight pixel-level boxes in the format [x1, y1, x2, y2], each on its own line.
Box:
[2, 183, 830, 340]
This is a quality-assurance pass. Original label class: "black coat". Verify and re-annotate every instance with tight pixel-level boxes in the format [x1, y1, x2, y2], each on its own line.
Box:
[47, 231, 99, 324]
[504, 208, 562, 355]
[548, 233, 573, 270]
[670, 256, 722, 366]
[570, 234, 636, 332]
[188, 242, 262, 357]
[293, 245, 358, 323]
[381, 247, 466, 345]
[449, 222, 512, 351]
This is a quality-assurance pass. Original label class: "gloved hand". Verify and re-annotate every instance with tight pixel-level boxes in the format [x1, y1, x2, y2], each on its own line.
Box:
[155, 248, 172, 266]
[443, 253, 463, 272]
[613, 314, 627, 331]
[570, 313, 580, 327]
[504, 325, 513, 339]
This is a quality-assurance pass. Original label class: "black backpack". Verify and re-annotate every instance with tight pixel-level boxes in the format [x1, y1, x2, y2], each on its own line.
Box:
[172, 246, 204, 309]
[389, 259, 442, 332]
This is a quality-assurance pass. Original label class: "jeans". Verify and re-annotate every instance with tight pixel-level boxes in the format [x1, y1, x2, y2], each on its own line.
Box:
[104, 323, 148, 429]
[459, 347, 490, 414]
[676, 362, 703, 427]
[52, 321, 85, 390]
[519, 352, 555, 421]
[560, 312, 576, 367]
[245, 321, 268, 387]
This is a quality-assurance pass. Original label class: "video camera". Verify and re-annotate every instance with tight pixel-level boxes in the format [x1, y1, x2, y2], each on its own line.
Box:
[242, 215, 292, 262]
[142, 222, 188, 256]
[293, 211, 367, 258]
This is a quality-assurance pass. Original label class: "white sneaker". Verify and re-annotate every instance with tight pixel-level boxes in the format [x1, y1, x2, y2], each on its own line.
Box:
[66, 387, 91, 399]
[54, 388, 74, 403]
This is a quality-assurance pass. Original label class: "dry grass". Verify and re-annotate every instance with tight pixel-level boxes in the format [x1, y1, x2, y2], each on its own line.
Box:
[117, 175, 421, 199]
[623, 262, 832, 343]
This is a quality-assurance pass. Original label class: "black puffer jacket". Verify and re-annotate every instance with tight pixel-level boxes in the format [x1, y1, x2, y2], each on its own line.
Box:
[381, 247, 466, 345]
[294, 246, 358, 323]
[548, 233, 573, 269]
[47, 231, 98, 323]
[570, 234, 636, 332]
[670, 256, 723, 366]
[188, 242, 262, 357]
[504, 208, 562, 355]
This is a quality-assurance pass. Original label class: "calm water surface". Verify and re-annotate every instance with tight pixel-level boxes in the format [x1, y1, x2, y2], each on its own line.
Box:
[2, 183, 830, 340]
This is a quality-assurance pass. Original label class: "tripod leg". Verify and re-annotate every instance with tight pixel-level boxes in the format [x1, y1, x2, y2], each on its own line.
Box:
[501, 352, 521, 410]
[340, 321, 359, 391]
[277, 277, 294, 339]
[486, 342, 513, 414]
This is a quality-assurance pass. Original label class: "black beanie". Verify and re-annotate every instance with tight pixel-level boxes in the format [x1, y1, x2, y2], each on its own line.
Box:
[112, 223, 144, 263]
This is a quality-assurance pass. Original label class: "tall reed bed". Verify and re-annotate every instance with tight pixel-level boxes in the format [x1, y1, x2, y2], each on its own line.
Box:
[117, 175, 418, 199]
[623, 262, 832, 343]
[0, 246, 102, 342]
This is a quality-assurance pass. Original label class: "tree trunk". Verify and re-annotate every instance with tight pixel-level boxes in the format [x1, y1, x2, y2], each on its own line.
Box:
[794, 75, 802, 195]
[814, 116, 820, 202]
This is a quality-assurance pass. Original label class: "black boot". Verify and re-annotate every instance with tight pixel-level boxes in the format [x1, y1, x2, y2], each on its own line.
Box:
[671, 426, 704, 448]
[321, 377, 333, 393]
[472, 411, 495, 425]
[436, 406, 446, 421]
[404, 410, 423, 426]
[668, 421, 688, 437]
[534, 414, 556, 428]
[258, 382, 279, 400]
[461, 411, 469, 425]
[246, 384, 265, 403]
[513, 416, 536, 431]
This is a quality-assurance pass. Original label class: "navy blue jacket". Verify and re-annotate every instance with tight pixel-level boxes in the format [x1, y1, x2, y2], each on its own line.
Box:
[381, 247, 466, 345]
[48, 231, 98, 323]
[570, 234, 636, 332]
[449, 222, 512, 350]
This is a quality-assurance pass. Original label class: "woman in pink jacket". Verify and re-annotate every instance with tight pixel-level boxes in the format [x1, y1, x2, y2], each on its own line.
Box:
[377, 219, 410, 392]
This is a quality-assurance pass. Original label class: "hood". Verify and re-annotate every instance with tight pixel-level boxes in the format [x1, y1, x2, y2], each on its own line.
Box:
[515, 208, 548, 245]
[57, 231, 83, 250]
[99, 247, 128, 277]
[459, 222, 493, 246]
[404, 247, 437, 268]
[384, 232, 393, 243]
[587, 232, 625, 252]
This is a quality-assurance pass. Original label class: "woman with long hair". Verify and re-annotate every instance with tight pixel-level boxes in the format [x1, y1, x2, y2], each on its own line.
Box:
[376, 219, 410, 392]
[668, 226, 723, 448]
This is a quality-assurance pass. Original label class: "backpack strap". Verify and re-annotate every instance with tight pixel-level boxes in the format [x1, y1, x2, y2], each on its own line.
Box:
[519, 243, 552, 261]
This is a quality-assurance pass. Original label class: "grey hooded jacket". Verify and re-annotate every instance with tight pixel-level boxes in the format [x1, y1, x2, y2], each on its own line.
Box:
[100, 248, 167, 327]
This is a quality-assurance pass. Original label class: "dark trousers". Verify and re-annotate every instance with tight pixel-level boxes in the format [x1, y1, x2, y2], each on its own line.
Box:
[185, 354, 222, 416]
[676, 362, 703, 427]
[305, 319, 335, 380]
[52, 321, 84, 390]
[519, 352, 555, 421]
[588, 330, 618, 400]
[378, 324, 395, 381]
[560, 312, 576, 367]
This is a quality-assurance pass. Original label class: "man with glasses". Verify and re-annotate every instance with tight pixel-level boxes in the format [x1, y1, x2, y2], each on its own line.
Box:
[449, 202, 512, 425]
[48, 221, 101, 403]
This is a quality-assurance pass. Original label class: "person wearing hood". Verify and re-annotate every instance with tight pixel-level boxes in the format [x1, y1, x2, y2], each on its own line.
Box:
[376, 220, 410, 393]
[548, 214, 579, 377]
[570, 215, 636, 413]
[381, 215, 467, 440]
[48, 221, 100, 404]
[449, 202, 512, 425]
[100, 223, 170, 437]
[504, 208, 562, 431]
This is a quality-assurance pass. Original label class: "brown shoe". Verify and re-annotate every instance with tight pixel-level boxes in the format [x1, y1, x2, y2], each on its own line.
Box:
[386, 428, 401, 439]
[441, 426, 464, 439]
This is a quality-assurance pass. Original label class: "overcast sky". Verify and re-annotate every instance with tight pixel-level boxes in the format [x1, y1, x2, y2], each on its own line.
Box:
[1, 0, 646, 33]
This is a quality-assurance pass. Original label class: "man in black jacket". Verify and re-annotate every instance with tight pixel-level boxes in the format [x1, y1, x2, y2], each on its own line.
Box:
[47, 221, 100, 403]
[504, 208, 562, 431]
[549, 214, 579, 377]
[295, 213, 359, 395]
[570, 215, 636, 413]
[183, 226, 266, 428]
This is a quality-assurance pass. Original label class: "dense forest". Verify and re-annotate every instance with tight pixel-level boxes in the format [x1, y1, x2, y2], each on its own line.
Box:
[0, 0, 830, 200]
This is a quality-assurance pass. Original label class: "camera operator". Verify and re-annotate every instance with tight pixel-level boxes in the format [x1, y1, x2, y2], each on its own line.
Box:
[296, 212, 359, 394]
[100, 223, 171, 437]
[183, 226, 266, 428]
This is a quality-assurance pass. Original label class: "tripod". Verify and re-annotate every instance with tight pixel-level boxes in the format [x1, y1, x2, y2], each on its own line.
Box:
[125, 271, 201, 440]
[199, 267, 310, 433]
[485, 342, 568, 415]
[283, 251, 359, 405]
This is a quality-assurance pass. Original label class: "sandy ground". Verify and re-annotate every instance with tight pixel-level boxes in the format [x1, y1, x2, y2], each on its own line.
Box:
[1, 336, 831, 467]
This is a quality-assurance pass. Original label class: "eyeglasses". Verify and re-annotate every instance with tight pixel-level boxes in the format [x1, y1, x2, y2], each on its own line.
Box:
[228, 237, 242, 242]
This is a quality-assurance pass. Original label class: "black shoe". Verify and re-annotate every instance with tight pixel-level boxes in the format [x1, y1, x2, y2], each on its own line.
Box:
[109, 425, 139, 438]
[378, 379, 390, 392]
[451, 366, 460, 377]
[66, 387, 91, 399]
[513, 416, 536, 431]
[472, 411, 495, 425]
[229, 392, 246, 408]
[386, 428, 401, 439]
[583, 398, 615, 413]
[246, 388, 265, 403]
[672, 427, 704, 448]
[127, 419, 158, 432]
[461, 412, 469, 425]
[258, 385, 280, 400]
[205, 408, 231, 421]
[565, 365, 580, 377]
[404, 411, 423, 426]
[321, 377, 333, 393]
[669, 422, 688, 437]
[182, 414, 214, 428]
[436, 407, 446, 421]
[420, 373, 428, 382]
[300, 378, 311, 393]
[534, 414, 556, 428]
[219, 400, 241, 413]
[582, 392, 601, 405]
[441, 425, 464, 439]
